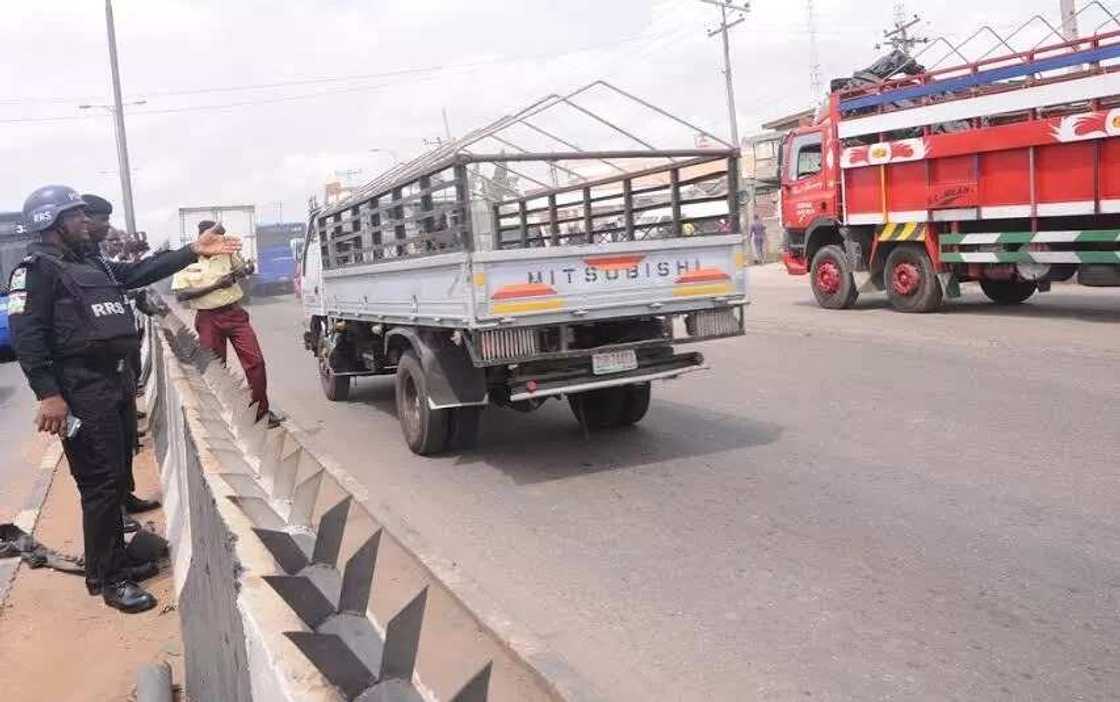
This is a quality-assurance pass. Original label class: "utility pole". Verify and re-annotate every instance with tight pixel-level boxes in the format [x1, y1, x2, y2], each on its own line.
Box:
[104, 0, 138, 237]
[806, 0, 823, 98]
[699, 0, 750, 149]
[877, 3, 928, 54]
[1059, 0, 1079, 40]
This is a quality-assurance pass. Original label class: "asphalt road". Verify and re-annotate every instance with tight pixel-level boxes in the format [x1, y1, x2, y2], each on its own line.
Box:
[244, 267, 1119, 701]
[0, 357, 48, 527]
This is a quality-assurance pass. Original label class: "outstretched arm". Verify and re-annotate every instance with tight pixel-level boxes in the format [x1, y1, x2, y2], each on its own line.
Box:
[105, 227, 242, 289]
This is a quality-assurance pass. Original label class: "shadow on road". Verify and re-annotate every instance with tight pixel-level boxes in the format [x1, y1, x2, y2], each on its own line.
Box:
[791, 294, 1118, 323]
[468, 399, 782, 484]
[345, 378, 783, 483]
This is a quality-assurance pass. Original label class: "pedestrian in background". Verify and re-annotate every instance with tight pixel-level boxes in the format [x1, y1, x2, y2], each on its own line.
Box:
[9, 185, 239, 613]
[750, 214, 768, 264]
[171, 220, 280, 427]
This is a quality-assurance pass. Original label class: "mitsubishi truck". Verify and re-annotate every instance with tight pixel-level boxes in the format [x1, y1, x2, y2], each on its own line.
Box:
[780, 29, 1120, 312]
[299, 146, 748, 455]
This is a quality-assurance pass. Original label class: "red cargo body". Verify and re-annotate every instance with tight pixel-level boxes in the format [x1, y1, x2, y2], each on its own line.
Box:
[780, 29, 1120, 312]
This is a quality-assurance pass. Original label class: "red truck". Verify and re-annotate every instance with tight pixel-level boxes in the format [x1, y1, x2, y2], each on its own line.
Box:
[780, 29, 1120, 312]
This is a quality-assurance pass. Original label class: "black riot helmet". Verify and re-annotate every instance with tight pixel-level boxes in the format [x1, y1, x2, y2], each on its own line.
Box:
[22, 185, 87, 233]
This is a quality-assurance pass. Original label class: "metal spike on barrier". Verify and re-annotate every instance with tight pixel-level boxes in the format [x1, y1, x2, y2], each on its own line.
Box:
[355, 678, 426, 702]
[339, 532, 381, 615]
[273, 446, 301, 501]
[313, 498, 351, 568]
[289, 470, 325, 528]
[285, 632, 377, 701]
[220, 474, 270, 502]
[379, 588, 427, 683]
[264, 575, 339, 628]
[244, 421, 272, 461]
[206, 447, 254, 475]
[253, 528, 310, 575]
[201, 418, 235, 440]
[227, 495, 286, 530]
[449, 663, 493, 702]
[258, 429, 286, 492]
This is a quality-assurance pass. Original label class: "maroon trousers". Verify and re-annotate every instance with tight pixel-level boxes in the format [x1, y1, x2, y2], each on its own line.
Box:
[195, 304, 270, 417]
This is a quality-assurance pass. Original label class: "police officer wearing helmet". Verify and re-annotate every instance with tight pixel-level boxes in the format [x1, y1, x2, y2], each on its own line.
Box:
[8, 185, 240, 613]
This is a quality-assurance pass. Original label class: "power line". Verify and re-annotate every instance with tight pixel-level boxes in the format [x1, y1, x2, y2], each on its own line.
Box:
[0, 27, 687, 109]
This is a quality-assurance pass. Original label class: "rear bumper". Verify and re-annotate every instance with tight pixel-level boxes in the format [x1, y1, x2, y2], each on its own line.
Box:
[508, 351, 705, 402]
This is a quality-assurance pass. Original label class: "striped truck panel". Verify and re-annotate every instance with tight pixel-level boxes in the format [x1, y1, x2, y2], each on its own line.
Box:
[939, 229, 1120, 265]
[877, 222, 927, 242]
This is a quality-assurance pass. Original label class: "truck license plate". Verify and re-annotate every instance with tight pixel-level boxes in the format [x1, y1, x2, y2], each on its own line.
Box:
[592, 350, 638, 375]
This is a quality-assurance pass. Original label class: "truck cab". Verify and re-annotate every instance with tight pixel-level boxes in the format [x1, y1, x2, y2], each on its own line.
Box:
[779, 113, 841, 276]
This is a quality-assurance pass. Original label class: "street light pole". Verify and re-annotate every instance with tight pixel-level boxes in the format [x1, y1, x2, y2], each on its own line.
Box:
[105, 0, 138, 237]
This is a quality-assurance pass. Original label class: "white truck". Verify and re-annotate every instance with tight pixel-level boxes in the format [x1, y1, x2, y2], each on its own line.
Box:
[298, 146, 748, 454]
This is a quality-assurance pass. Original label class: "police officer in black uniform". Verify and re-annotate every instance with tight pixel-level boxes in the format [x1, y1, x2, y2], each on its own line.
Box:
[8, 185, 240, 613]
[82, 193, 161, 521]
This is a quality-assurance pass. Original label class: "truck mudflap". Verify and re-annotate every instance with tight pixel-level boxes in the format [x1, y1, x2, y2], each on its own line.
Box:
[783, 252, 808, 275]
[508, 351, 706, 403]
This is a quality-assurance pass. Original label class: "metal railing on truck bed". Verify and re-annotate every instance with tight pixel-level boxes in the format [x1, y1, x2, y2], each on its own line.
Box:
[315, 149, 740, 268]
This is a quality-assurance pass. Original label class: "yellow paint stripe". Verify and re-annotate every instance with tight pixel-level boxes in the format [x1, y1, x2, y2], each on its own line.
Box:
[896, 222, 918, 241]
[472, 272, 487, 287]
[672, 282, 735, 298]
[878, 223, 897, 241]
[490, 298, 565, 315]
[733, 251, 745, 269]
[912, 224, 926, 241]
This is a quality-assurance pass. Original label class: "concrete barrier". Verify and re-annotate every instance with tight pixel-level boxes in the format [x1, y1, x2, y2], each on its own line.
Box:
[147, 308, 601, 702]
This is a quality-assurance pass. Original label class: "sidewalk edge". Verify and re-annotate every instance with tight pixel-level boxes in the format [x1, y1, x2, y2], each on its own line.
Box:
[0, 441, 65, 608]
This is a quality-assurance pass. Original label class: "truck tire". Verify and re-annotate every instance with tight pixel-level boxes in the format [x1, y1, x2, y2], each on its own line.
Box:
[810, 245, 858, 309]
[616, 383, 652, 426]
[395, 350, 449, 455]
[885, 245, 943, 313]
[567, 388, 626, 430]
[446, 406, 483, 451]
[319, 366, 351, 401]
[980, 279, 1036, 304]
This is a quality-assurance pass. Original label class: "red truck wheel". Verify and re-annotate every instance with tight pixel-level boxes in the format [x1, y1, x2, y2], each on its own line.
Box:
[885, 245, 943, 313]
[810, 245, 858, 310]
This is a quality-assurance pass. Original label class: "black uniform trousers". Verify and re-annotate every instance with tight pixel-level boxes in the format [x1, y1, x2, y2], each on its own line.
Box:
[57, 355, 136, 586]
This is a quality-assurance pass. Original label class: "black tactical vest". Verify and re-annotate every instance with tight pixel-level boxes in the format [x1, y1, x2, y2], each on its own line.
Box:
[35, 253, 138, 357]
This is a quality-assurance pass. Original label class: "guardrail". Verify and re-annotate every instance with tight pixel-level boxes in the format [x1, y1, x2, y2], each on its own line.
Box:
[146, 306, 601, 702]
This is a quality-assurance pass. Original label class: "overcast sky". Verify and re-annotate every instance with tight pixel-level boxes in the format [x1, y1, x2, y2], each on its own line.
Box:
[1, 0, 1114, 244]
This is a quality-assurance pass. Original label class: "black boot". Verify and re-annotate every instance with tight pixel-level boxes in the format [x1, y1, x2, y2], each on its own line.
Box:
[124, 493, 161, 514]
[102, 579, 158, 613]
[122, 510, 141, 533]
[86, 561, 159, 596]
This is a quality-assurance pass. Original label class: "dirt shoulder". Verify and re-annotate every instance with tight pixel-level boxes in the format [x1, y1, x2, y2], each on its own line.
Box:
[0, 444, 183, 702]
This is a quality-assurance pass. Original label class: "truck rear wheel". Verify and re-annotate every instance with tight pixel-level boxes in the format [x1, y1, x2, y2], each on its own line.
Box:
[616, 383, 651, 426]
[568, 388, 626, 430]
[980, 279, 1036, 305]
[885, 245, 943, 313]
[318, 337, 351, 401]
[395, 350, 449, 455]
[810, 245, 858, 309]
[320, 365, 351, 401]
